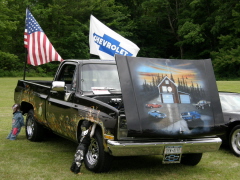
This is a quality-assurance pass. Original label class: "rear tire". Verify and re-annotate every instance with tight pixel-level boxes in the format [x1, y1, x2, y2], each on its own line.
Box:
[25, 109, 45, 141]
[181, 153, 202, 166]
[229, 125, 240, 157]
[84, 129, 113, 173]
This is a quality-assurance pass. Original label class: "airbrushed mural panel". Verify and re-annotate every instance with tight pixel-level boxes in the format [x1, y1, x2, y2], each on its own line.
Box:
[115, 55, 224, 138]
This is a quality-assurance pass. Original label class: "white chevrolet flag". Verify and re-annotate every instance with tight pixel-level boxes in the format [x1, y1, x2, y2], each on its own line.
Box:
[89, 15, 140, 60]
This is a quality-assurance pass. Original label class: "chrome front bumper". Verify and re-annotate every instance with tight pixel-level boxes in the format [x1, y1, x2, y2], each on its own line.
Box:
[107, 137, 222, 156]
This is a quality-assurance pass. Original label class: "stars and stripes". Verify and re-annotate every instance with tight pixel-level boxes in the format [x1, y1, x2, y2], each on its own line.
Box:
[24, 8, 63, 66]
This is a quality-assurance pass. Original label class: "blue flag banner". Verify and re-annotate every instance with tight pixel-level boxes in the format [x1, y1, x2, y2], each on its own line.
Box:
[89, 15, 140, 60]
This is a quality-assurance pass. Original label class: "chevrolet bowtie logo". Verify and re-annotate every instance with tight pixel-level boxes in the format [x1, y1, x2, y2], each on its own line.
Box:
[93, 33, 133, 57]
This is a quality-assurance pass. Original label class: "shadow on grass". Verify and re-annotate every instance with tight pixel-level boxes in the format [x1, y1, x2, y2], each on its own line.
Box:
[220, 144, 235, 156]
[41, 132, 77, 150]
[24, 132, 183, 171]
[15, 132, 207, 176]
[110, 155, 189, 174]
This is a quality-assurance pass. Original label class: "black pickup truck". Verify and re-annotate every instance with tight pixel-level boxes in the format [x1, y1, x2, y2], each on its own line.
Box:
[14, 55, 224, 172]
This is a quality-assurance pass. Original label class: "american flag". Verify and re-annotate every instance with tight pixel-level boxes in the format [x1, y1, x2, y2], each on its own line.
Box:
[24, 9, 63, 66]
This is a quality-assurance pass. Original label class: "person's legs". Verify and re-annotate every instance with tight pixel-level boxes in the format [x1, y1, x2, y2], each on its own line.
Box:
[70, 144, 85, 174]
[6, 130, 12, 139]
[16, 127, 22, 136]
[9, 134, 17, 140]
[6, 130, 17, 140]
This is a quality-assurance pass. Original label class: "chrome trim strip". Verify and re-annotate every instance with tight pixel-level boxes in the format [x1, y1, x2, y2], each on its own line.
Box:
[107, 137, 222, 156]
[19, 80, 51, 89]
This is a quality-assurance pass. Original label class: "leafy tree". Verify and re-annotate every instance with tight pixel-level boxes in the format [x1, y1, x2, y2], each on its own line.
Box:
[210, 1, 240, 79]
[0, 0, 21, 71]
[1, 0, 240, 79]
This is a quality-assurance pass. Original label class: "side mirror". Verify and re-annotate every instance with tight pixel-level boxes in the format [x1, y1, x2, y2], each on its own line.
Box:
[52, 81, 65, 91]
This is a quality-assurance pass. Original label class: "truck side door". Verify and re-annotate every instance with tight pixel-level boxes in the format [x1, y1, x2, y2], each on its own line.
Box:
[46, 63, 78, 139]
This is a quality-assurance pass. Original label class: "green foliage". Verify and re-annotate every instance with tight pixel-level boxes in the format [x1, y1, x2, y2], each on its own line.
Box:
[177, 21, 204, 45]
[0, 51, 20, 71]
[211, 45, 240, 79]
[1, 0, 240, 78]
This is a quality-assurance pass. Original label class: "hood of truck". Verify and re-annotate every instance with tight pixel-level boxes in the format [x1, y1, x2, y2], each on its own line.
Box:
[115, 54, 225, 138]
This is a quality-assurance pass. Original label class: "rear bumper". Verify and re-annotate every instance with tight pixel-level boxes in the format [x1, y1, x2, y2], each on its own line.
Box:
[107, 137, 222, 156]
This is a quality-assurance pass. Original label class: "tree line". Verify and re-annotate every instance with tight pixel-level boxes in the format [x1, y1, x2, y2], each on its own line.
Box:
[142, 73, 206, 102]
[1, 0, 240, 79]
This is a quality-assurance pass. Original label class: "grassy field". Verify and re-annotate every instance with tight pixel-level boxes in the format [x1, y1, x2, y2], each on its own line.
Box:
[0, 78, 240, 180]
[217, 81, 240, 93]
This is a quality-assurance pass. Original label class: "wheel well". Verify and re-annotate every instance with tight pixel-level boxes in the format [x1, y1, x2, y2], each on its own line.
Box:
[20, 101, 33, 115]
[226, 121, 240, 138]
[77, 120, 102, 143]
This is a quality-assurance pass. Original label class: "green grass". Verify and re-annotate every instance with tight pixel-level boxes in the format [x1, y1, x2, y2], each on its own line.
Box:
[216, 81, 240, 93]
[1, 78, 240, 180]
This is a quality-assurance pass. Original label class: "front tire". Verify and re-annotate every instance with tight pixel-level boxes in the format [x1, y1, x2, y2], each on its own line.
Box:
[84, 129, 113, 173]
[25, 109, 45, 141]
[181, 153, 202, 166]
[229, 125, 240, 157]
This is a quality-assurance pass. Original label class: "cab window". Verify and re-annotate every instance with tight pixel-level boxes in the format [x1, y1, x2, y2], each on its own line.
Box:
[57, 64, 76, 91]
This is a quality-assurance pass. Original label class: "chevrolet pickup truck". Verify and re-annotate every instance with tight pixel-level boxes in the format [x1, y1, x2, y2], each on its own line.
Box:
[14, 55, 224, 172]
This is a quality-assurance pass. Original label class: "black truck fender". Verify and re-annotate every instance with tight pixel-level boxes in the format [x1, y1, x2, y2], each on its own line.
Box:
[77, 119, 111, 153]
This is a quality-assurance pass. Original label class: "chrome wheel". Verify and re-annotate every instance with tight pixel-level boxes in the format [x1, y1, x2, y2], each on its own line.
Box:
[26, 116, 34, 138]
[25, 109, 45, 141]
[86, 138, 99, 166]
[84, 129, 113, 172]
[230, 126, 240, 157]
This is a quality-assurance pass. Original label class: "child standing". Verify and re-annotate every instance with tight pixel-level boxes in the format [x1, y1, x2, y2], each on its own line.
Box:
[7, 104, 24, 140]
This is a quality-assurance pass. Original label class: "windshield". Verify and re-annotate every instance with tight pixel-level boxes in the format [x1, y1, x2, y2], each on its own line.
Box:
[219, 94, 240, 111]
[82, 64, 121, 91]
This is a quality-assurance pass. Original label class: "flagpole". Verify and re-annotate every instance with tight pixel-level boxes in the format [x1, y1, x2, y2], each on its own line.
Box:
[23, 48, 27, 80]
[23, 6, 29, 80]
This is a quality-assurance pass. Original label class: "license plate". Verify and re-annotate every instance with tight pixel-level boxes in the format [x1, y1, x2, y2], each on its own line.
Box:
[164, 146, 182, 154]
[163, 154, 181, 163]
[163, 146, 182, 164]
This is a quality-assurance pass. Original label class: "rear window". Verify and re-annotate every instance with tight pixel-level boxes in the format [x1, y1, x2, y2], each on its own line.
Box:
[82, 64, 121, 91]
